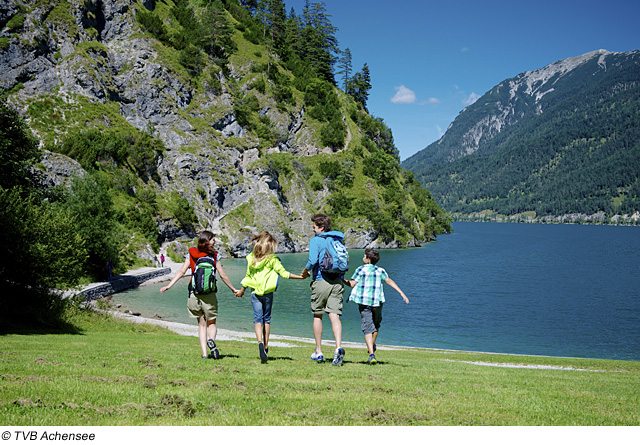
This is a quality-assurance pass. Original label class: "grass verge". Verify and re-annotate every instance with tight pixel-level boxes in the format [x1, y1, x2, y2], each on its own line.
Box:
[1, 307, 638, 425]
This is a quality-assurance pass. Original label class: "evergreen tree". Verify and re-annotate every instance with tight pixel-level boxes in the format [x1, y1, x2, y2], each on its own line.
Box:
[347, 63, 372, 110]
[300, 1, 339, 84]
[200, 0, 237, 64]
[336, 47, 352, 91]
[257, 0, 286, 76]
[279, 8, 301, 63]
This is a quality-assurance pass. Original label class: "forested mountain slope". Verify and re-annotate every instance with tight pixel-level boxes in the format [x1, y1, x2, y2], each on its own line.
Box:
[402, 50, 640, 223]
[0, 0, 451, 289]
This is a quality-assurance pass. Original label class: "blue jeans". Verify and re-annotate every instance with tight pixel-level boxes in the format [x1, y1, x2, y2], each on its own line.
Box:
[251, 292, 274, 325]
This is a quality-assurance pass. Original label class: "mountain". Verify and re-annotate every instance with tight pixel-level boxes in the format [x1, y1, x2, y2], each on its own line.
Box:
[402, 50, 640, 224]
[0, 0, 450, 275]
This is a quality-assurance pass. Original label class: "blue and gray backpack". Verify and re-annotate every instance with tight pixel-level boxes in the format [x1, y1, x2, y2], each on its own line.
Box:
[318, 232, 349, 278]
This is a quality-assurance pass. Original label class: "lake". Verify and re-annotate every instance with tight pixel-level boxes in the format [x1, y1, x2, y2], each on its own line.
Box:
[111, 222, 640, 361]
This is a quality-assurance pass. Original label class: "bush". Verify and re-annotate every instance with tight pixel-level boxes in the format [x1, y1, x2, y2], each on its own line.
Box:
[63, 175, 122, 279]
[0, 187, 88, 326]
[168, 191, 197, 229]
[137, 10, 169, 43]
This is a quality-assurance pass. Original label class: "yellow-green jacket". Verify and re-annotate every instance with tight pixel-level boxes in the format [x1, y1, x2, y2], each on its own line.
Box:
[241, 252, 291, 296]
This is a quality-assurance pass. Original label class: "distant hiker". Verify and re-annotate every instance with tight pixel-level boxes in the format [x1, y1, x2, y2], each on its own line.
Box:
[343, 249, 409, 365]
[234, 231, 305, 363]
[300, 213, 348, 366]
[160, 231, 238, 359]
[160, 253, 165, 268]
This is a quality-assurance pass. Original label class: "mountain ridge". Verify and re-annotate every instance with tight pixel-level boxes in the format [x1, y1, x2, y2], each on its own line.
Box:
[402, 49, 640, 223]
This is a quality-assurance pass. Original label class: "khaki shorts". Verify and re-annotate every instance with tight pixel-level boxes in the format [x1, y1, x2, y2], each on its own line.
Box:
[310, 278, 344, 315]
[187, 292, 218, 320]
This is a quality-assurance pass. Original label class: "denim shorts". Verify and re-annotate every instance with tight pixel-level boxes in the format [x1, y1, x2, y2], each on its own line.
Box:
[358, 303, 383, 335]
[251, 292, 273, 324]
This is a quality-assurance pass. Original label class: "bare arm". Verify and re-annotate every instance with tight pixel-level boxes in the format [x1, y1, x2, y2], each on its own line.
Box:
[289, 273, 304, 279]
[342, 278, 356, 287]
[160, 257, 190, 292]
[384, 277, 409, 304]
[216, 262, 238, 294]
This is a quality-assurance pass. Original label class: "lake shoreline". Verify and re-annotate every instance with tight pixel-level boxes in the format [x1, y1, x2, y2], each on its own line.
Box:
[102, 308, 627, 368]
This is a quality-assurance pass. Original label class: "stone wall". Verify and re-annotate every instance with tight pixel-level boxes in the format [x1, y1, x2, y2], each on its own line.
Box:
[73, 268, 171, 302]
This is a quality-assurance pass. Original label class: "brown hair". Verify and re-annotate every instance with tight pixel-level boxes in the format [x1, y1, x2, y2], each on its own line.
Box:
[251, 231, 277, 264]
[365, 248, 380, 265]
[197, 230, 215, 254]
[311, 213, 331, 232]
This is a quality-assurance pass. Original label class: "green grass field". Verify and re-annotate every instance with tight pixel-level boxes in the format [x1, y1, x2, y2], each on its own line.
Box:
[1, 308, 638, 426]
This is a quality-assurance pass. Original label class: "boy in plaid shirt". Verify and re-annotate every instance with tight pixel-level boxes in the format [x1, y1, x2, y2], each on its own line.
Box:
[343, 249, 409, 364]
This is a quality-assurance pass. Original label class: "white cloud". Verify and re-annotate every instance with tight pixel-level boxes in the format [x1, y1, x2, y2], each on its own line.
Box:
[391, 85, 416, 104]
[462, 92, 480, 106]
[420, 97, 441, 106]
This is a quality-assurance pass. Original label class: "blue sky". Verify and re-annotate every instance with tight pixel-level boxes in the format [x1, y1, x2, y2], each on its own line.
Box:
[284, 0, 639, 161]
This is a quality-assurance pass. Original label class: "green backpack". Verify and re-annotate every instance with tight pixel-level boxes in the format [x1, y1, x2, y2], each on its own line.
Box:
[189, 255, 217, 295]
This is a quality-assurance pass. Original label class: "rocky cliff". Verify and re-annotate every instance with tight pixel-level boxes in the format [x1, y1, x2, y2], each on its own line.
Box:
[2, 0, 449, 260]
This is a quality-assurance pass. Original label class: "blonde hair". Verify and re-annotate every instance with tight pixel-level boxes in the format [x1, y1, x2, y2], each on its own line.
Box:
[252, 231, 277, 265]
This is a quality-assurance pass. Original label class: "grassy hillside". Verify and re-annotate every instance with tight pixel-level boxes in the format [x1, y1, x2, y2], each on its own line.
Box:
[1, 307, 639, 426]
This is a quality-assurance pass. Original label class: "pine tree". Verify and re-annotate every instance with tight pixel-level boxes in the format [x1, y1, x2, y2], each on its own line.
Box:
[300, 1, 339, 84]
[200, 0, 237, 64]
[336, 47, 352, 91]
[347, 63, 372, 110]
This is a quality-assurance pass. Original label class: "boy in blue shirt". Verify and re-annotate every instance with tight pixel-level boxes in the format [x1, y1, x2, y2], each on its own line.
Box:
[301, 213, 347, 366]
[343, 249, 409, 364]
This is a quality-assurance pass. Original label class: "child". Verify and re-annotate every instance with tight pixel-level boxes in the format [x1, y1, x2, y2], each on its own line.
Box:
[161, 231, 238, 359]
[235, 231, 304, 363]
[343, 249, 409, 364]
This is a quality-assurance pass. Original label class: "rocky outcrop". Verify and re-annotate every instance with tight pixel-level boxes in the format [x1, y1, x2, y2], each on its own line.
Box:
[3, 0, 434, 258]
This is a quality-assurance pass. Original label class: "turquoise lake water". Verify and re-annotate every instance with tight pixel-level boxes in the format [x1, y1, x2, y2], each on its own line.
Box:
[111, 222, 640, 361]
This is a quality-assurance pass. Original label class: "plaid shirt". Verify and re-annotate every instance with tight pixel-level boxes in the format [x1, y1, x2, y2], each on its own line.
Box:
[348, 264, 388, 307]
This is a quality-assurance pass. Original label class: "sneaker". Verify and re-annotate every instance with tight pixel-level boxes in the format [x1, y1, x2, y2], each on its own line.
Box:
[373, 343, 377, 352]
[201, 355, 208, 359]
[311, 350, 324, 362]
[207, 339, 220, 359]
[332, 347, 345, 366]
[258, 342, 268, 363]
[368, 353, 377, 365]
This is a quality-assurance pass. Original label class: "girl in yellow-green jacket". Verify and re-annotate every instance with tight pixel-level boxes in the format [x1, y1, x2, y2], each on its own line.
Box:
[235, 231, 304, 362]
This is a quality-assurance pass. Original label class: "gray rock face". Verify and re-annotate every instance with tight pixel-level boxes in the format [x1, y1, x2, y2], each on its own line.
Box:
[3, 0, 422, 258]
[34, 150, 86, 188]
